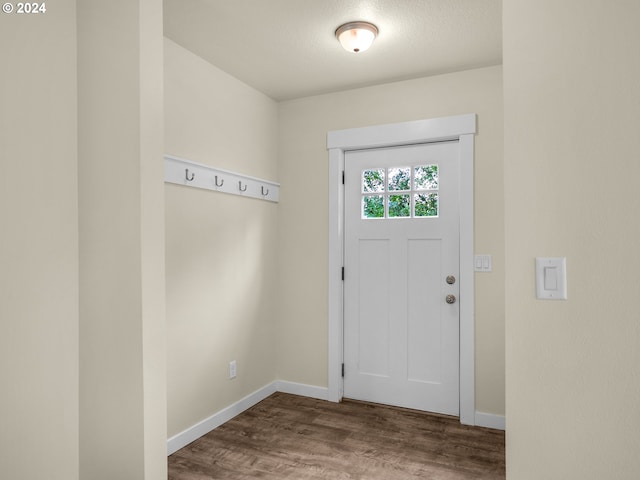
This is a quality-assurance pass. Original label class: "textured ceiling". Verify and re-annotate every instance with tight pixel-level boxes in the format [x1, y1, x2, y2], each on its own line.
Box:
[164, 0, 502, 101]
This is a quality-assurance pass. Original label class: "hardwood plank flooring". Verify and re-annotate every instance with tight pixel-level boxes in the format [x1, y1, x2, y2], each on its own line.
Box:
[168, 392, 505, 479]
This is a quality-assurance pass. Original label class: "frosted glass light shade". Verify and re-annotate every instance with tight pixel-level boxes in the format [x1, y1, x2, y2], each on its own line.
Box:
[336, 22, 378, 53]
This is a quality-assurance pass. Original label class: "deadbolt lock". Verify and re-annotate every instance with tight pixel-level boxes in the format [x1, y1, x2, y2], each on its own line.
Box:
[446, 275, 456, 285]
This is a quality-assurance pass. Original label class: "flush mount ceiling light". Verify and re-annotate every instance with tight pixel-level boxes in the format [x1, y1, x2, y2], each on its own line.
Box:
[335, 21, 378, 53]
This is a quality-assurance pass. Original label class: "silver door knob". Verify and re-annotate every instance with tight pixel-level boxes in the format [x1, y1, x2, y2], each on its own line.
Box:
[446, 294, 456, 304]
[446, 275, 456, 285]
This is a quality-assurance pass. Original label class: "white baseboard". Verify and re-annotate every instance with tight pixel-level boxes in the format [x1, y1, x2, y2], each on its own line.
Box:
[274, 380, 329, 401]
[475, 411, 505, 431]
[167, 382, 277, 455]
[167, 381, 503, 456]
[167, 381, 329, 455]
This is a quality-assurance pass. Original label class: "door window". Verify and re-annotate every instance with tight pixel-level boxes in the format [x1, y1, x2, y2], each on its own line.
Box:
[361, 165, 439, 219]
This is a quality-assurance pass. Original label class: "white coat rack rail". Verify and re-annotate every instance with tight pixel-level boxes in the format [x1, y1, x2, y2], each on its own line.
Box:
[164, 155, 279, 203]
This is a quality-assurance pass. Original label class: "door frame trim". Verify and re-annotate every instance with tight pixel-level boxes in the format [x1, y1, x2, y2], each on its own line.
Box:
[326, 114, 477, 425]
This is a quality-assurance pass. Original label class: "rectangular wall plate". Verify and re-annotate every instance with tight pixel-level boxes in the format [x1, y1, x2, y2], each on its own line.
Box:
[474, 255, 492, 272]
[536, 257, 567, 300]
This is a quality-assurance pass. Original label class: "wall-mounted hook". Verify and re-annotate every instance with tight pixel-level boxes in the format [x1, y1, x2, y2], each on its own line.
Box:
[165, 155, 279, 203]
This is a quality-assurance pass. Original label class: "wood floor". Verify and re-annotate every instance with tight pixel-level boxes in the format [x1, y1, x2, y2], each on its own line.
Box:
[168, 392, 505, 480]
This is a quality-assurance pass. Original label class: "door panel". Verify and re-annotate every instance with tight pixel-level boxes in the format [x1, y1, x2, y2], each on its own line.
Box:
[344, 141, 460, 416]
[407, 238, 442, 384]
[357, 239, 390, 377]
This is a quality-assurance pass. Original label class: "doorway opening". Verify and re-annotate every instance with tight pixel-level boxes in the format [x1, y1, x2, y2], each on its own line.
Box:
[327, 114, 477, 424]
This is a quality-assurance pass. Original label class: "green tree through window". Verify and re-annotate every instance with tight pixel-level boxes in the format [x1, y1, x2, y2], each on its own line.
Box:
[361, 165, 438, 218]
[363, 196, 384, 218]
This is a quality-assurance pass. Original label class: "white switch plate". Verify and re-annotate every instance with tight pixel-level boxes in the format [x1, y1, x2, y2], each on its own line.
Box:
[474, 255, 492, 272]
[536, 257, 567, 300]
[229, 360, 237, 379]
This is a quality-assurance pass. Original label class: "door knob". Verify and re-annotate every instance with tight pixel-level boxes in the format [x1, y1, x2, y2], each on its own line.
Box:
[446, 294, 456, 304]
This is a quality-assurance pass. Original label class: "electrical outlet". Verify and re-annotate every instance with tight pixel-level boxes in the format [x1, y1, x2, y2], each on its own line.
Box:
[229, 360, 237, 379]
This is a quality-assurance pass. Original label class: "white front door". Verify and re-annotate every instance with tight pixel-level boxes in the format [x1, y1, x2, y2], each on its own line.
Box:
[343, 141, 460, 415]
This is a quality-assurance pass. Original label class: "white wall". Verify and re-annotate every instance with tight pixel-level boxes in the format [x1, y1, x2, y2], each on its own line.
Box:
[277, 65, 505, 416]
[504, 1, 640, 478]
[164, 38, 279, 437]
[0, 3, 79, 479]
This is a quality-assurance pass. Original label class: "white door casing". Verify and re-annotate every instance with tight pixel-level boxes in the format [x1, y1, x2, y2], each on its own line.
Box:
[327, 114, 476, 425]
[343, 142, 460, 415]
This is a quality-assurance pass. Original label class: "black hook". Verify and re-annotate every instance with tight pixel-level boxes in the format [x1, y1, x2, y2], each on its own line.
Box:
[214, 175, 224, 187]
[238, 181, 247, 192]
[261, 186, 269, 196]
[185, 169, 195, 182]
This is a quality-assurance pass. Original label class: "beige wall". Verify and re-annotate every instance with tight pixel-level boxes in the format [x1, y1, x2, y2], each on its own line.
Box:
[504, 1, 640, 478]
[0, 3, 79, 479]
[2, 3, 167, 478]
[277, 65, 505, 415]
[78, 1, 166, 479]
[164, 38, 279, 437]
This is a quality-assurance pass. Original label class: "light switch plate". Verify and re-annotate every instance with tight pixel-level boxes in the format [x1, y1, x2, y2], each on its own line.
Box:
[536, 257, 567, 300]
[474, 255, 492, 272]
